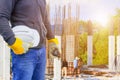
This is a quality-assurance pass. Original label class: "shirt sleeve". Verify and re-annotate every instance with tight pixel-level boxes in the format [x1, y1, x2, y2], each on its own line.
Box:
[0, 0, 16, 45]
[43, 1, 55, 40]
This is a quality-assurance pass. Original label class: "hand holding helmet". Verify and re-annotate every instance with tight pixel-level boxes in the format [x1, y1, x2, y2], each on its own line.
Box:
[9, 37, 32, 55]
[10, 25, 40, 55]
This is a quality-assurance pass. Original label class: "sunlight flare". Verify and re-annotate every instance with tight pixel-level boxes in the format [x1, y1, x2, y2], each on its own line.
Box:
[93, 11, 109, 27]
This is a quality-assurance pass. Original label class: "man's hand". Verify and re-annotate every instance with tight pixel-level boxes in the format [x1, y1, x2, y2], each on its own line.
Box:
[48, 38, 60, 58]
[9, 38, 32, 55]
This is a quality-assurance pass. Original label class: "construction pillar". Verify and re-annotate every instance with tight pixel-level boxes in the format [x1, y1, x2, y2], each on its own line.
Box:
[87, 21, 93, 65]
[117, 36, 120, 72]
[109, 36, 115, 71]
[0, 36, 10, 80]
[108, 20, 115, 71]
[53, 36, 61, 80]
[87, 36, 93, 66]
[53, 58, 61, 80]
[116, 20, 120, 72]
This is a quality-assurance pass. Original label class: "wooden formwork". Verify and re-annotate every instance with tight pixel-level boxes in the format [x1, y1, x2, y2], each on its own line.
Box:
[46, 59, 54, 75]
[46, 61, 80, 76]
[67, 62, 80, 75]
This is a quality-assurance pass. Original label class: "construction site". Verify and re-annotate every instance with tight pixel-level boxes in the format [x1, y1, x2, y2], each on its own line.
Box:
[45, 0, 120, 80]
[1, 0, 120, 80]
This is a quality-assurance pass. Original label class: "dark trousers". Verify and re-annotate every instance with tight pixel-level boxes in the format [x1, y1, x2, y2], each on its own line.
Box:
[72, 68, 78, 76]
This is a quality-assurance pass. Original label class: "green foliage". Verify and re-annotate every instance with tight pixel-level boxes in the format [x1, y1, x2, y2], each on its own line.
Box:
[78, 21, 109, 65]
[93, 28, 109, 65]
[79, 51, 87, 64]
[78, 9, 120, 65]
[78, 33, 87, 64]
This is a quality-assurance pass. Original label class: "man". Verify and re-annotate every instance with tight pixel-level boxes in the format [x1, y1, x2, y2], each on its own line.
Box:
[0, 0, 60, 80]
[78, 58, 83, 74]
[72, 57, 79, 77]
[61, 59, 68, 78]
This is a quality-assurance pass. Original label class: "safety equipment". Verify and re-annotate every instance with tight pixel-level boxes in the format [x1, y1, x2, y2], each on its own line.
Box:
[12, 25, 40, 47]
[48, 38, 60, 58]
[75, 57, 80, 60]
[9, 38, 32, 55]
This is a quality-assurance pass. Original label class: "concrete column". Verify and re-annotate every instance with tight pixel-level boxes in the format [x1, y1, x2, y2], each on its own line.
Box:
[108, 36, 115, 71]
[53, 36, 61, 80]
[0, 36, 10, 80]
[116, 20, 120, 72]
[87, 20, 93, 66]
[116, 36, 120, 71]
[87, 36, 93, 65]
[53, 58, 61, 80]
[108, 19, 115, 71]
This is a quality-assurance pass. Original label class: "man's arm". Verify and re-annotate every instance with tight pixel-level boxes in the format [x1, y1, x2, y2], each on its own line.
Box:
[43, 1, 55, 40]
[43, 1, 60, 58]
[0, 0, 30, 55]
[0, 0, 16, 45]
[44, 11, 55, 39]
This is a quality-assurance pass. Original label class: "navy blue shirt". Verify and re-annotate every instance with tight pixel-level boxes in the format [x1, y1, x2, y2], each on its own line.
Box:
[0, 0, 54, 48]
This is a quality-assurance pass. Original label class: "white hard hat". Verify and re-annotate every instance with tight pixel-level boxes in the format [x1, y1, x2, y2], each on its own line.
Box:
[75, 57, 79, 60]
[12, 25, 40, 47]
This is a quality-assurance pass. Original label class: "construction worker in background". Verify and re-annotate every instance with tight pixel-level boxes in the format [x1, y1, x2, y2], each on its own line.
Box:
[61, 59, 68, 78]
[78, 58, 83, 74]
[72, 57, 79, 77]
[0, 0, 60, 80]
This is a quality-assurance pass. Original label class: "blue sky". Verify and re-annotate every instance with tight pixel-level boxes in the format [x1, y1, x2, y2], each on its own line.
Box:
[48, 0, 120, 22]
